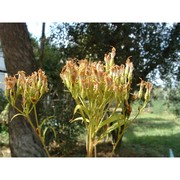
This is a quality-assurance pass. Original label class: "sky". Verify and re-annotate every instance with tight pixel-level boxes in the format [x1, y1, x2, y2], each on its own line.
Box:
[27, 22, 52, 39]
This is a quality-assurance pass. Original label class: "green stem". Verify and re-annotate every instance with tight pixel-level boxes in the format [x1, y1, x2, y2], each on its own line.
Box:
[32, 104, 50, 157]
[11, 104, 24, 115]
[111, 120, 127, 156]
[33, 104, 40, 134]
[128, 101, 148, 126]
[87, 126, 94, 157]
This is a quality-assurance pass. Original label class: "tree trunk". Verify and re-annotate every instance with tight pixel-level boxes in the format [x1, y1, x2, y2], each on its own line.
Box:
[0, 23, 47, 157]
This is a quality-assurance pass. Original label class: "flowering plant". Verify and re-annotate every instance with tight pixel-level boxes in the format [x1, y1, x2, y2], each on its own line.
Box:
[60, 47, 152, 157]
[4, 69, 54, 156]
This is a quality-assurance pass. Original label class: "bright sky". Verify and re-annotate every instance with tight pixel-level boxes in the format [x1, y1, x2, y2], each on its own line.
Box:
[26, 22, 52, 38]
[27, 22, 52, 39]
[27, 23, 42, 38]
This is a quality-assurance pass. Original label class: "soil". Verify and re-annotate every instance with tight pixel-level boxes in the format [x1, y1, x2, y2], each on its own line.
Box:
[0, 141, 124, 157]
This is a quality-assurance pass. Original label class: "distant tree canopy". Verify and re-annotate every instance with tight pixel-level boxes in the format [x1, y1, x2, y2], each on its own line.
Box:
[49, 23, 180, 86]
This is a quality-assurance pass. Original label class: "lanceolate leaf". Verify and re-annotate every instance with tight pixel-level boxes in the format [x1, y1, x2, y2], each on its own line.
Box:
[42, 126, 56, 140]
[70, 117, 89, 123]
[99, 122, 124, 141]
[98, 114, 124, 130]
[73, 104, 89, 118]
[11, 113, 26, 121]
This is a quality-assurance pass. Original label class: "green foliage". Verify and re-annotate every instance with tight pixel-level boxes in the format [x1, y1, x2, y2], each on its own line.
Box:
[166, 83, 180, 117]
[0, 103, 9, 146]
[0, 124, 9, 146]
[50, 23, 180, 87]
[0, 89, 8, 138]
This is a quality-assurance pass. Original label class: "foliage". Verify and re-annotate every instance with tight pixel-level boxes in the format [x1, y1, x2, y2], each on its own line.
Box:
[60, 47, 152, 157]
[50, 23, 180, 87]
[0, 89, 8, 139]
[166, 83, 180, 117]
[0, 105, 9, 147]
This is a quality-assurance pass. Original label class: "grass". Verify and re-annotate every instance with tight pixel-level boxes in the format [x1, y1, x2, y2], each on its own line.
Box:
[118, 99, 180, 157]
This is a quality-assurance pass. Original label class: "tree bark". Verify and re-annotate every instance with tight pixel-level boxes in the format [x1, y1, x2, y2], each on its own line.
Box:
[0, 23, 47, 157]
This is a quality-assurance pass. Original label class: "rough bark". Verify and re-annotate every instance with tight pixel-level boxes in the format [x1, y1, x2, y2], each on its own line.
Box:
[0, 23, 47, 157]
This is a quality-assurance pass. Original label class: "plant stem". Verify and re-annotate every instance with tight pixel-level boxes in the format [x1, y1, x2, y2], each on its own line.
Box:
[86, 124, 95, 157]
[111, 120, 127, 156]
[33, 104, 40, 134]
[26, 114, 50, 157]
[33, 104, 50, 157]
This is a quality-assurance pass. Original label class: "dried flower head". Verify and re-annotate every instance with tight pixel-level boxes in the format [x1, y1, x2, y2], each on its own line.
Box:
[5, 69, 48, 113]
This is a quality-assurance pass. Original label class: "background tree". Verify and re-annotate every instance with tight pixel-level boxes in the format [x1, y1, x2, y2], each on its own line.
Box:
[0, 23, 47, 157]
[50, 23, 180, 86]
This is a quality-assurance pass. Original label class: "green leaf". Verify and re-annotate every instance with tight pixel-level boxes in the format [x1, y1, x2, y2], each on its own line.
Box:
[43, 126, 57, 141]
[74, 104, 89, 116]
[42, 127, 48, 139]
[74, 104, 81, 114]
[99, 122, 124, 141]
[106, 121, 124, 134]
[98, 114, 124, 130]
[11, 113, 26, 121]
[70, 117, 89, 123]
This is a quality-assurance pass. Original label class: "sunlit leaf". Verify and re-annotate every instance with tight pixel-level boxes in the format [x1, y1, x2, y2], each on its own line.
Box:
[98, 114, 124, 130]
[70, 117, 89, 123]
[11, 113, 26, 121]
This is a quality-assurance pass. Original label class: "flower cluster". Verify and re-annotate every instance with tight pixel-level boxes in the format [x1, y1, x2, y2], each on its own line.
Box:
[5, 69, 48, 113]
[60, 47, 152, 109]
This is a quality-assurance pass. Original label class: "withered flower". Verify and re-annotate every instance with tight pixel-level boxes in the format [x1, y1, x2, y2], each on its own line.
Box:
[144, 82, 153, 102]
[5, 69, 48, 113]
